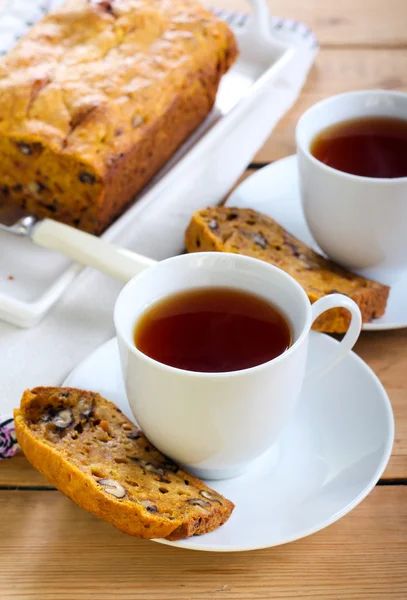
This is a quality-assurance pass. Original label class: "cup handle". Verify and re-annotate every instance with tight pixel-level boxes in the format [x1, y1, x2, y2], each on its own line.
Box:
[304, 294, 362, 383]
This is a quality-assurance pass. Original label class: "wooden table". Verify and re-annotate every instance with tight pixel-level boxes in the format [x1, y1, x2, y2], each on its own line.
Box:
[1, 1, 407, 598]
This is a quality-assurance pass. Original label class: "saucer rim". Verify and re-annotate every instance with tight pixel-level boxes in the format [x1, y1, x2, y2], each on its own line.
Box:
[63, 334, 394, 553]
[226, 154, 407, 332]
[155, 332, 394, 552]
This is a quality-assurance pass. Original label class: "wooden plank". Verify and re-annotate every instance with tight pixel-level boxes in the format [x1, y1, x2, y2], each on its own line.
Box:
[215, 0, 407, 46]
[0, 487, 406, 599]
[254, 48, 407, 163]
[356, 330, 407, 480]
[0, 455, 52, 488]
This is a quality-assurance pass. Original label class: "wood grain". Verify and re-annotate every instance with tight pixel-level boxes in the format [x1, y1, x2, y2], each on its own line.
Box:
[214, 0, 407, 46]
[356, 330, 407, 479]
[254, 49, 407, 163]
[0, 487, 406, 599]
[0, 455, 51, 488]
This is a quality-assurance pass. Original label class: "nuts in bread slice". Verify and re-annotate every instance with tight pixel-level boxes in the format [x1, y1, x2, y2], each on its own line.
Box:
[185, 207, 390, 334]
[14, 387, 234, 540]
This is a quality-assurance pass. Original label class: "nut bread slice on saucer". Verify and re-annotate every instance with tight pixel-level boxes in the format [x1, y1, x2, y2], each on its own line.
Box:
[185, 207, 390, 334]
[14, 387, 234, 540]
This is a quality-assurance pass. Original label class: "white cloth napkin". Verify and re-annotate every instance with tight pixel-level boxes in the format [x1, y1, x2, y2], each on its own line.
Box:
[0, 1, 318, 458]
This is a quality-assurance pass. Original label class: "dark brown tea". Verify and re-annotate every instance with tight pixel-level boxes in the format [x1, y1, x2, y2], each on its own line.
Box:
[134, 287, 292, 373]
[310, 116, 407, 178]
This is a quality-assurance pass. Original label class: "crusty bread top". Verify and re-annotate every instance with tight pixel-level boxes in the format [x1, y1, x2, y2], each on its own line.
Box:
[0, 0, 236, 174]
[15, 387, 234, 540]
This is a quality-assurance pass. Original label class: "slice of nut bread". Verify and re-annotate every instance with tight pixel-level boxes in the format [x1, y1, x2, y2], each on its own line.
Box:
[14, 387, 234, 540]
[185, 207, 390, 334]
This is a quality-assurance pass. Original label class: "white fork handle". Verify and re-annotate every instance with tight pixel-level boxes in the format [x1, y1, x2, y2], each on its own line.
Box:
[32, 219, 156, 282]
[248, 0, 273, 43]
[245, 0, 287, 54]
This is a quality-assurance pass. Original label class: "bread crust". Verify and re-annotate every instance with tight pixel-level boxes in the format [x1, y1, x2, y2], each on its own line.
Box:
[15, 387, 234, 540]
[185, 207, 390, 334]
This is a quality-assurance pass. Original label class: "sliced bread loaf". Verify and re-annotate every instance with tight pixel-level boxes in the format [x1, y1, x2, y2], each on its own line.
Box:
[185, 207, 390, 333]
[14, 387, 234, 540]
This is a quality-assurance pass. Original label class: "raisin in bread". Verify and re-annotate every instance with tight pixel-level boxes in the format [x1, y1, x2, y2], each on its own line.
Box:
[185, 207, 390, 333]
[14, 387, 234, 540]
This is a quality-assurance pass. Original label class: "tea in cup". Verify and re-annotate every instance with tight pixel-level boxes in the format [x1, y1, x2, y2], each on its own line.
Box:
[115, 252, 361, 479]
[297, 90, 407, 284]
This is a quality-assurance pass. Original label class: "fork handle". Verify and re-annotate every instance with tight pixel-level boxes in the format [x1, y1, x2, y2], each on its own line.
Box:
[32, 219, 156, 282]
[244, 0, 286, 53]
[248, 0, 272, 40]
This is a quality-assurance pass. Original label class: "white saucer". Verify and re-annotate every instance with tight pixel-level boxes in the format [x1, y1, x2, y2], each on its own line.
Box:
[226, 155, 407, 331]
[63, 333, 394, 552]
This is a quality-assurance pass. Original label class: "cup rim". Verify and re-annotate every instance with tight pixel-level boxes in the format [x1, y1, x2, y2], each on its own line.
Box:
[296, 89, 407, 184]
[114, 252, 313, 379]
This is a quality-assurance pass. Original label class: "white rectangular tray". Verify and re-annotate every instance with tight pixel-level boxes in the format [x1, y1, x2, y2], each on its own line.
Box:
[0, 2, 317, 327]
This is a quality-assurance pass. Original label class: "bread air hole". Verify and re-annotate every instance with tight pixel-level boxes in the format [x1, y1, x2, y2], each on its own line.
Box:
[91, 468, 105, 478]
[74, 423, 83, 434]
[125, 478, 140, 487]
[159, 487, 169, 494]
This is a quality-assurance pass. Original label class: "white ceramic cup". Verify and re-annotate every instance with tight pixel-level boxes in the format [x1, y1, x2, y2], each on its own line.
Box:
[296, 90, 407, 285]
[114, 252, 362, 480]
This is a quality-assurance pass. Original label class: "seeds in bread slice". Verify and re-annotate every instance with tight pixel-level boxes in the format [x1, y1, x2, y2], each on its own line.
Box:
[14, 387, 234, 540]
[185, 207, 390, 334]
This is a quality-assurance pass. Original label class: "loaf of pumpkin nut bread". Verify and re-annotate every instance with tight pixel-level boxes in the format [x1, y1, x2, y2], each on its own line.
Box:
[15, 387, 234, 540]
[0, 0, 237, 233]
[185, 207, 390, 333]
